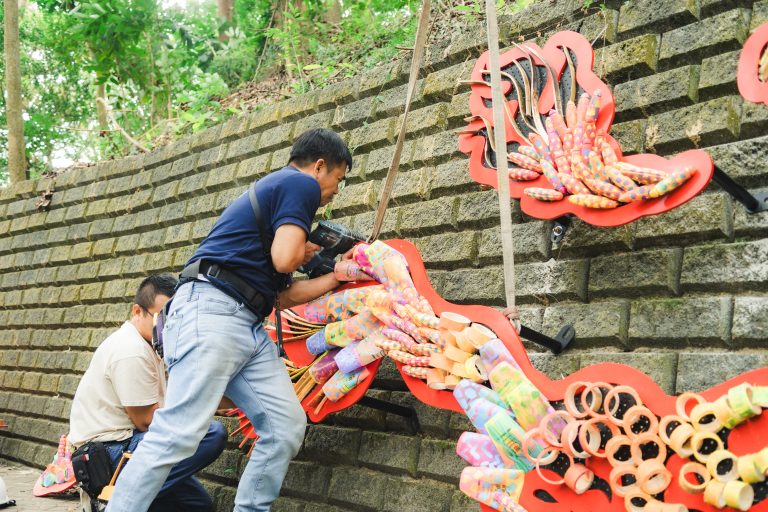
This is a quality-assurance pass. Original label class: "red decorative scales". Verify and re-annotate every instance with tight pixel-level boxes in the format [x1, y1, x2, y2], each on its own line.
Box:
[457, 31, 715, 227]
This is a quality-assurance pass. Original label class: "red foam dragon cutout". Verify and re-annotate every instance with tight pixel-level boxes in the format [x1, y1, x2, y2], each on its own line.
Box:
[223, 239, 768, 512]
[457, 31, 714, 227]
[738, 23, 768, 105]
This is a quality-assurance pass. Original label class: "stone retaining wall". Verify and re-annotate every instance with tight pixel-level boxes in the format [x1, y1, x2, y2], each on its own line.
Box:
[1, 1, 767, 510]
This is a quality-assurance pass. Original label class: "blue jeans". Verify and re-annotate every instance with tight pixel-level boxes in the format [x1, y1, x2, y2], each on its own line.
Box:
[106, 281, 307, 512]
[104, 422, 226, 512]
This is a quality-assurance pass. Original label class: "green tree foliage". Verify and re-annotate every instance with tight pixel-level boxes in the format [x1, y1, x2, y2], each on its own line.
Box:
[2, 0, 539, 185]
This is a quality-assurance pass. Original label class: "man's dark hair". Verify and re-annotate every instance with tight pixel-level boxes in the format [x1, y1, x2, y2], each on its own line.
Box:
[134, 273, 177, 310]
[288, 128, 353, 172]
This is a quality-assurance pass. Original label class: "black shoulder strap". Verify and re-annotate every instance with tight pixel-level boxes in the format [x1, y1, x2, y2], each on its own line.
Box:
[248, 181, 286, 357]
[249, 181, 276, 276]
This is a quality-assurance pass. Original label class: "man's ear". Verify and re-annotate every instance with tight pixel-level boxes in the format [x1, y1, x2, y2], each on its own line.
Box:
[314, 158, 326, 176]
[130, 304, 143, 318]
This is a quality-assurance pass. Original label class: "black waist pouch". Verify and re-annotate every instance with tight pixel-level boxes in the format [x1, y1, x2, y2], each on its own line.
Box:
[71, 441, 112, 499]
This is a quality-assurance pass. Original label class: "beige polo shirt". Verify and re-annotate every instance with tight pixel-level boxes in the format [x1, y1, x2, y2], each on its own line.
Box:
[68, 321, 166, 447]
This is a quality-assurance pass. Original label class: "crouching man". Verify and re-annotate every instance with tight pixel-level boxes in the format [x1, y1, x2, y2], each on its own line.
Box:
[68, 274, 227, 512]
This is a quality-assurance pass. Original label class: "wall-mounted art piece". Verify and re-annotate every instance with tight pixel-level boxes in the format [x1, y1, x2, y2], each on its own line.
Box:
[457, 31, 715, 227]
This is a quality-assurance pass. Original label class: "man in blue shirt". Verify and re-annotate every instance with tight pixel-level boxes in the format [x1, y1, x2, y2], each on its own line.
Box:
[106, 128, 352, 512]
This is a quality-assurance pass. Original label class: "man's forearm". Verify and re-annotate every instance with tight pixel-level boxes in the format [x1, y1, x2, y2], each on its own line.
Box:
[278, 273, 341, 309]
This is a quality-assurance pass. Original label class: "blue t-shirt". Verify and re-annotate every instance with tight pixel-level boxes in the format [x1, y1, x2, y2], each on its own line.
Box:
[188, 166, 321, 316]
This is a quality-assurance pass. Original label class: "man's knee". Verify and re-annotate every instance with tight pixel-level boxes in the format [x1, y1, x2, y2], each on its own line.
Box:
[209, 421, 227, 453]
[282, 404, 307, 456]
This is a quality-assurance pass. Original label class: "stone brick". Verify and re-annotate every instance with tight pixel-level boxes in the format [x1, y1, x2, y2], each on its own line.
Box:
[219, 115, 251, 143]
[327, 467, 386, 510]
[617, 0, 699, 38]
[428, 160, 481, 199]
[236, 154, 273, 183]
[412, 131, 463, 166]
[708, 134, 768, 189]
[542, 301, 629, 347]
[272, 498, 306, 512]
[580, 352, 678, 393]
[552, 218, 634, 258]
[329, 181, 379, 216]
[456, 189, 521, 230]
[399, 196, 457, 236]
[630, 295, 733, 347]
[380, 476, 454, 512]
[731, 296, 768, 344]
[416, 438, 466, 483]
[478, 221, 550, 264]
[169, 154, 199, 180]
[358, 59, 408, 98]
[734, 186, 768, 237]
[529, 352, 581, 380]
[294, 110, 334, 136]
[247, 104, 283, 132]
[196, 144, 229, 172]
[699, 50, 740, 99]
[447, 91, 471, 127]
[347, 118, 395, 153]
[643, 96, 741, 153]
[401, 103, 448, 138]
[332, 389, 391, 429]
[502, 0, 582, 37]
[614, 65, 699, 119]
[151, 180, 180, 206]
[740, 98, 768, 139]
[301, 425, 360, 465]
[282, 460, 331, 500]
[390, 168, 430, 205]
[412, 231, 477, 268]
[517, 257, 590, 303]
[177, 171, 209, 199]
[423, 61, 473, 102]
[680, 239, 768, 293]
[659, 9, 750, 68]
[701, 0, 751, 17]
[428, 267, 505, 305]
[752, 0, 768, 30]
[387, 391, 451, 436]
[358, 431, 419, 475]
[362, 141, 416, 180]
[598, 34, 659, 82]
[372, 81, 426, 121]
[226, 133, 261, 162]
[251, 122, 291, 154]
[332, 97, 376, 131]
[635, 192, 732, 247]
[590, 248, 682, 298]
[676, 351, 768, 392]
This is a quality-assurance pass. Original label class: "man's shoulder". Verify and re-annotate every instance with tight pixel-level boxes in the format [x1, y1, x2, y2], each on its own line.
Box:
[261, 167, 319, 191]
[97, 323, 153, 362]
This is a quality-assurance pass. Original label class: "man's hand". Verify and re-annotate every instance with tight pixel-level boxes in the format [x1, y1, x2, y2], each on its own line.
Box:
[303, 242, 322, 264]
[340, 247, 355, 261]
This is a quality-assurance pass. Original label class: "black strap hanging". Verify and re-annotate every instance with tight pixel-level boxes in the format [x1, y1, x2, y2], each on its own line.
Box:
[248, 182, 287, 358]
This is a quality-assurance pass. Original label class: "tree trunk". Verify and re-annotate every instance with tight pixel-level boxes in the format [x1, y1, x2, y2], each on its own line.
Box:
[96, 82, 109, 131]
[324, 0, 341, 26]
[4, 0, 28, 183]
[217, 0, 234, 41]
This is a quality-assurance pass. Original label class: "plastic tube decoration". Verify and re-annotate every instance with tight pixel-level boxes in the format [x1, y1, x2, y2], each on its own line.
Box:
[335, 337, 386, 374]
[303, 285, 384, 323]
[457, 432, 508, 468]
[323, 310, 382, 348]
[459, 467, 527, 512]
[322, 367, 370, 402]
[307, 350, 340, 383]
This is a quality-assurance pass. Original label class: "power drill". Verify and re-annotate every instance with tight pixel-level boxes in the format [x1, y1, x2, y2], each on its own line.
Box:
[299, 221, 366, 278]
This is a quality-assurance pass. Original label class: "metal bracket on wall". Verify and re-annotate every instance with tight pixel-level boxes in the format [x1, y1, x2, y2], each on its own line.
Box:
[551, 215, 572, 243]
[358, 395, 420, 434]
[713, 166, 768, 213]
[519, 324, 576, 355]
